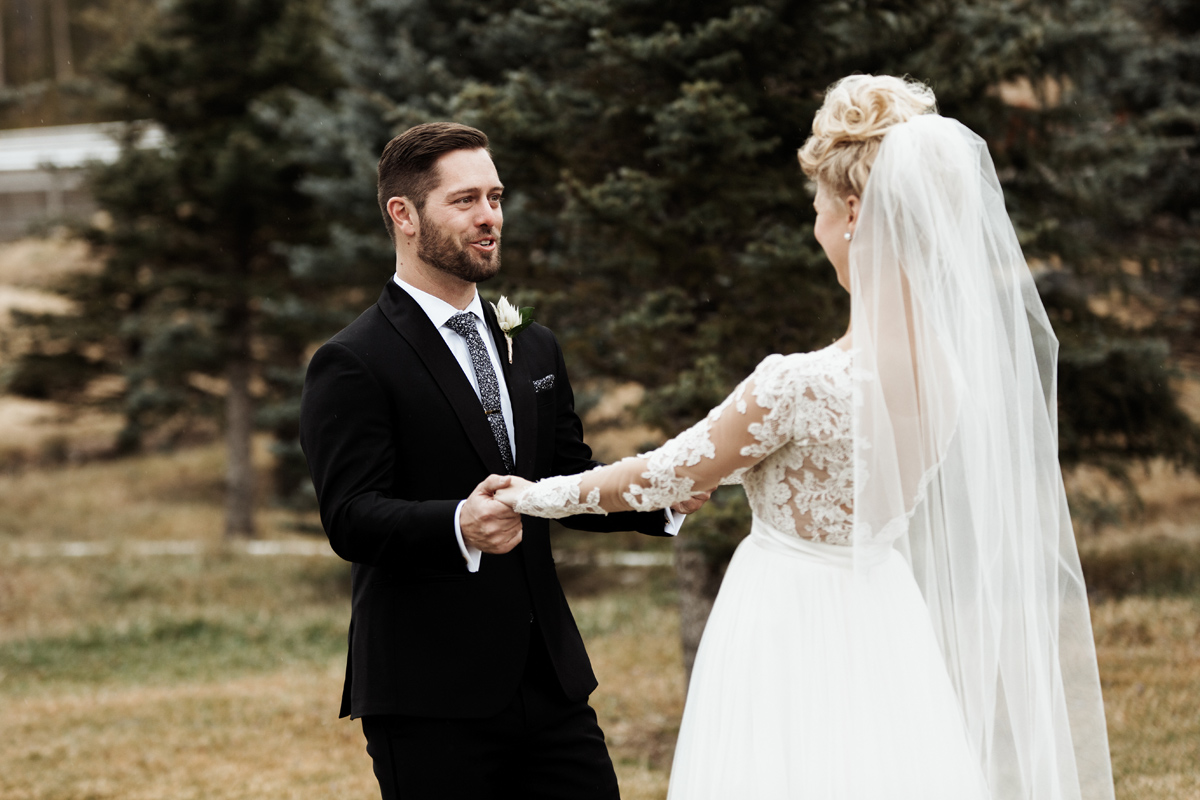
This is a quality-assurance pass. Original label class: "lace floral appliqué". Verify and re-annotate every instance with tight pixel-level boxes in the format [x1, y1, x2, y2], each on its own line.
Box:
[513, 473, 606, 519]
[516, 346, 858, 544]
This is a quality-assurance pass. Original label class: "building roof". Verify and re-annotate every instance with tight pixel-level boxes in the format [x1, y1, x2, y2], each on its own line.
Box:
[0, 122, 164, 172]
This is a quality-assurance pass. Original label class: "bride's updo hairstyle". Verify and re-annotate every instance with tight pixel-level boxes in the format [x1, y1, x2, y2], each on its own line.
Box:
[798, 75, 936, 200]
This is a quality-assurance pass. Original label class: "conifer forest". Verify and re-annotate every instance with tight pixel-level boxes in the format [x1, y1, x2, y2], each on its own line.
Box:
[0, 1, 1197, 798]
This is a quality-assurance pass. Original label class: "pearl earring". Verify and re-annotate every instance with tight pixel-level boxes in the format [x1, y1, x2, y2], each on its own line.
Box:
[843, 231, 852, 241]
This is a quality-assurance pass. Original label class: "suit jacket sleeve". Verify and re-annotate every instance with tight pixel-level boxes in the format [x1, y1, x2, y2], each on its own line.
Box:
[300, 340, 462, 571]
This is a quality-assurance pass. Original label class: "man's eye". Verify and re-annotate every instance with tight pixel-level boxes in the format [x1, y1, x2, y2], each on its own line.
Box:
[458, 197, 473, 205]
[490, 195, 503, 204]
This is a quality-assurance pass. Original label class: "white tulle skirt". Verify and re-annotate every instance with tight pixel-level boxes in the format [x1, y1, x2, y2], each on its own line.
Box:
[666, 519, 989, 800]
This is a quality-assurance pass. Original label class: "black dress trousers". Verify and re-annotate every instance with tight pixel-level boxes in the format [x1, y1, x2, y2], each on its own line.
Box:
[361, 622, 620, 800]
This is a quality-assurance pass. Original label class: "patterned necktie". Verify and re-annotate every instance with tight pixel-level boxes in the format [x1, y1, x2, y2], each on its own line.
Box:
[445, 312, 514, 472]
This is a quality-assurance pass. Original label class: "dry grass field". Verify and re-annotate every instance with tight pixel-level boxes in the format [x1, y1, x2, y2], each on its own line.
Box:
[1095, 597, 1200, 800]
[0, 443, 1197, 799]
[0, 441, 687, 799]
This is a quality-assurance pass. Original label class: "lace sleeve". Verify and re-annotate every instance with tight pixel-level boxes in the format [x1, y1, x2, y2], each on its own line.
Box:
[514, 355, 802, 518]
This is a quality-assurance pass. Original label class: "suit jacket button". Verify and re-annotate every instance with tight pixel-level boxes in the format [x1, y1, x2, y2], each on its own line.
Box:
[529, 612, 535, 624]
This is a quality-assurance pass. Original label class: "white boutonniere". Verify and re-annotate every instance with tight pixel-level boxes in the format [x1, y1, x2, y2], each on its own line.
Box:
[491, 295, 535, 364]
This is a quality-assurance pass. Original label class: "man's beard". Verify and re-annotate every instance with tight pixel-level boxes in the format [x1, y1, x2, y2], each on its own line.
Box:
[417, 222, 501, 283]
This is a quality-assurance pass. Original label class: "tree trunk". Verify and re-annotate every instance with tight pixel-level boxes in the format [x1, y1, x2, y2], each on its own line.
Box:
[48, 0, 70, 81]
[24, 0, 43, 82]
[224, 357, 256, 538]
[0, 0, 7, 88]
[673, 535, 724, 684]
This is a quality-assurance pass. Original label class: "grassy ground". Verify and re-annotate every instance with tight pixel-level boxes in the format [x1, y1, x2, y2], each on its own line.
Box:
[0, 552, 683, 800]
[1093, 596, 1200, 800]
[1, 443, 1197, 798]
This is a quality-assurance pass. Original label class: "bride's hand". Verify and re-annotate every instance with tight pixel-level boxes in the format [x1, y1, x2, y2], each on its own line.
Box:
[493, 476, 533, 509]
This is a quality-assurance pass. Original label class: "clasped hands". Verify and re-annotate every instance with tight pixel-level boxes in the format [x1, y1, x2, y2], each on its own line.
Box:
[460, 475, 711, 555]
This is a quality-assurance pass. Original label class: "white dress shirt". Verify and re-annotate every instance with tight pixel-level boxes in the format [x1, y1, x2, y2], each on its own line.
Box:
[393, 275, 681, 574]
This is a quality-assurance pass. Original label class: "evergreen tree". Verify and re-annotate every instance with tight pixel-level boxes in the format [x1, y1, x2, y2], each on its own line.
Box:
[281, 0, 518, 290]
[1086, 0, 1199, 464]
[450, 0, 1194, 671]
[275, 0, 533, 505]
[9, 0, 337, 536]
[284, 0, 1200, 671]
[999, 0, 1200, 478]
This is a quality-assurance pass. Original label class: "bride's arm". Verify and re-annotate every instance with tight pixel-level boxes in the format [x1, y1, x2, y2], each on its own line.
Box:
[496, 355, 801, 518]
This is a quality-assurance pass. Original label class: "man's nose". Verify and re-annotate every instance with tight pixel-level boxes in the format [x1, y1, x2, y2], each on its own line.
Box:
[476, 203, 501, 229]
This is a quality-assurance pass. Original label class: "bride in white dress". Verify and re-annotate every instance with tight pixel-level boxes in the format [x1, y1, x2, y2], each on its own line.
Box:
[496, 75, 1115, 800]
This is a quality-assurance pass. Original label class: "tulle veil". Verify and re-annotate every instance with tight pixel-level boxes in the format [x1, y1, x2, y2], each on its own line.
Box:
[848, 114, 1115, 799]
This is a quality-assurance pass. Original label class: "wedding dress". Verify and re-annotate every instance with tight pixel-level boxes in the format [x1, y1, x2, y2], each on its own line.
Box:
[514, 114, 1114, 799]
[517, 345, 988, 798]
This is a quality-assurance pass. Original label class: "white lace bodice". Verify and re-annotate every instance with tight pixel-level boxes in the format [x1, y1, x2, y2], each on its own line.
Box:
[515, 346, 857, 545]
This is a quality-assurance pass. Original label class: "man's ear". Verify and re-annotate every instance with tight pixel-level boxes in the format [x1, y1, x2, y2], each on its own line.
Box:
[387, 197, 418, 238]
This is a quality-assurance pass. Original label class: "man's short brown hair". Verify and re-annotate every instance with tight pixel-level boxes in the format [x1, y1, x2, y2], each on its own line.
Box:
[376, 122, 491, 243]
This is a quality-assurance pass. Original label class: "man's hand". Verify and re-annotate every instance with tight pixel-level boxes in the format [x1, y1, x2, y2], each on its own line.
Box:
[460, 475, 523, 554]
[671, 491, 712, 515]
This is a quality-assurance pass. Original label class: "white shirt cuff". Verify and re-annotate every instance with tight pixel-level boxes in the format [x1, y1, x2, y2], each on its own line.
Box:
[453, 500, 483, 573]
[664, 508, 684, 536]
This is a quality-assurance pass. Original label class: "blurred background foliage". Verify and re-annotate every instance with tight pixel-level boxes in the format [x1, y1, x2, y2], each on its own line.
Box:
[2, 0, 1199, 655]
[2, 5, 1198, 791]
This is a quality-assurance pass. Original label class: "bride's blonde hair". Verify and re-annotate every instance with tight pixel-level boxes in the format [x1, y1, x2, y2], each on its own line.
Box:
[798, 75, 936, 200]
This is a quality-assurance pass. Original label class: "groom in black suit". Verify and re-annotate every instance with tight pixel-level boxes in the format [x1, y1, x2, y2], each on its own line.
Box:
[300, 122, 688, 799]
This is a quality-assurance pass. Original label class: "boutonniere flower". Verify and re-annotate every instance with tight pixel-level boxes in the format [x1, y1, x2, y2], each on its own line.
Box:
[491, 295, 535, 364]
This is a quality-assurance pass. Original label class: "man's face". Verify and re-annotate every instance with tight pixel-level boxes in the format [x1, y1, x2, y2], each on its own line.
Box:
[415, 148, 504, 283]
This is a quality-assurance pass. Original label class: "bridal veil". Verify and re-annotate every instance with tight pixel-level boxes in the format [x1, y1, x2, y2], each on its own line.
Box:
[849, 113, 1115, 799]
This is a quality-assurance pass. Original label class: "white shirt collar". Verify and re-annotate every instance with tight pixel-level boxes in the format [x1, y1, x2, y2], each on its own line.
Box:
[393, 274, 485, 329]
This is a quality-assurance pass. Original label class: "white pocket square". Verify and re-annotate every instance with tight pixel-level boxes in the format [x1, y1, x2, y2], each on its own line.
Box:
[533, 374, 555, 392]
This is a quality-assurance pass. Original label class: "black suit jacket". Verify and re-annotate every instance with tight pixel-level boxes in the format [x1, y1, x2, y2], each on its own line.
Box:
[299, 280, 666, 720]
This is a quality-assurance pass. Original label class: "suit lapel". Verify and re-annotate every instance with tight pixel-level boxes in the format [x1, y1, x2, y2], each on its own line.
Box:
[377, 281, 509, 475]
[483, 301, 537, 479]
